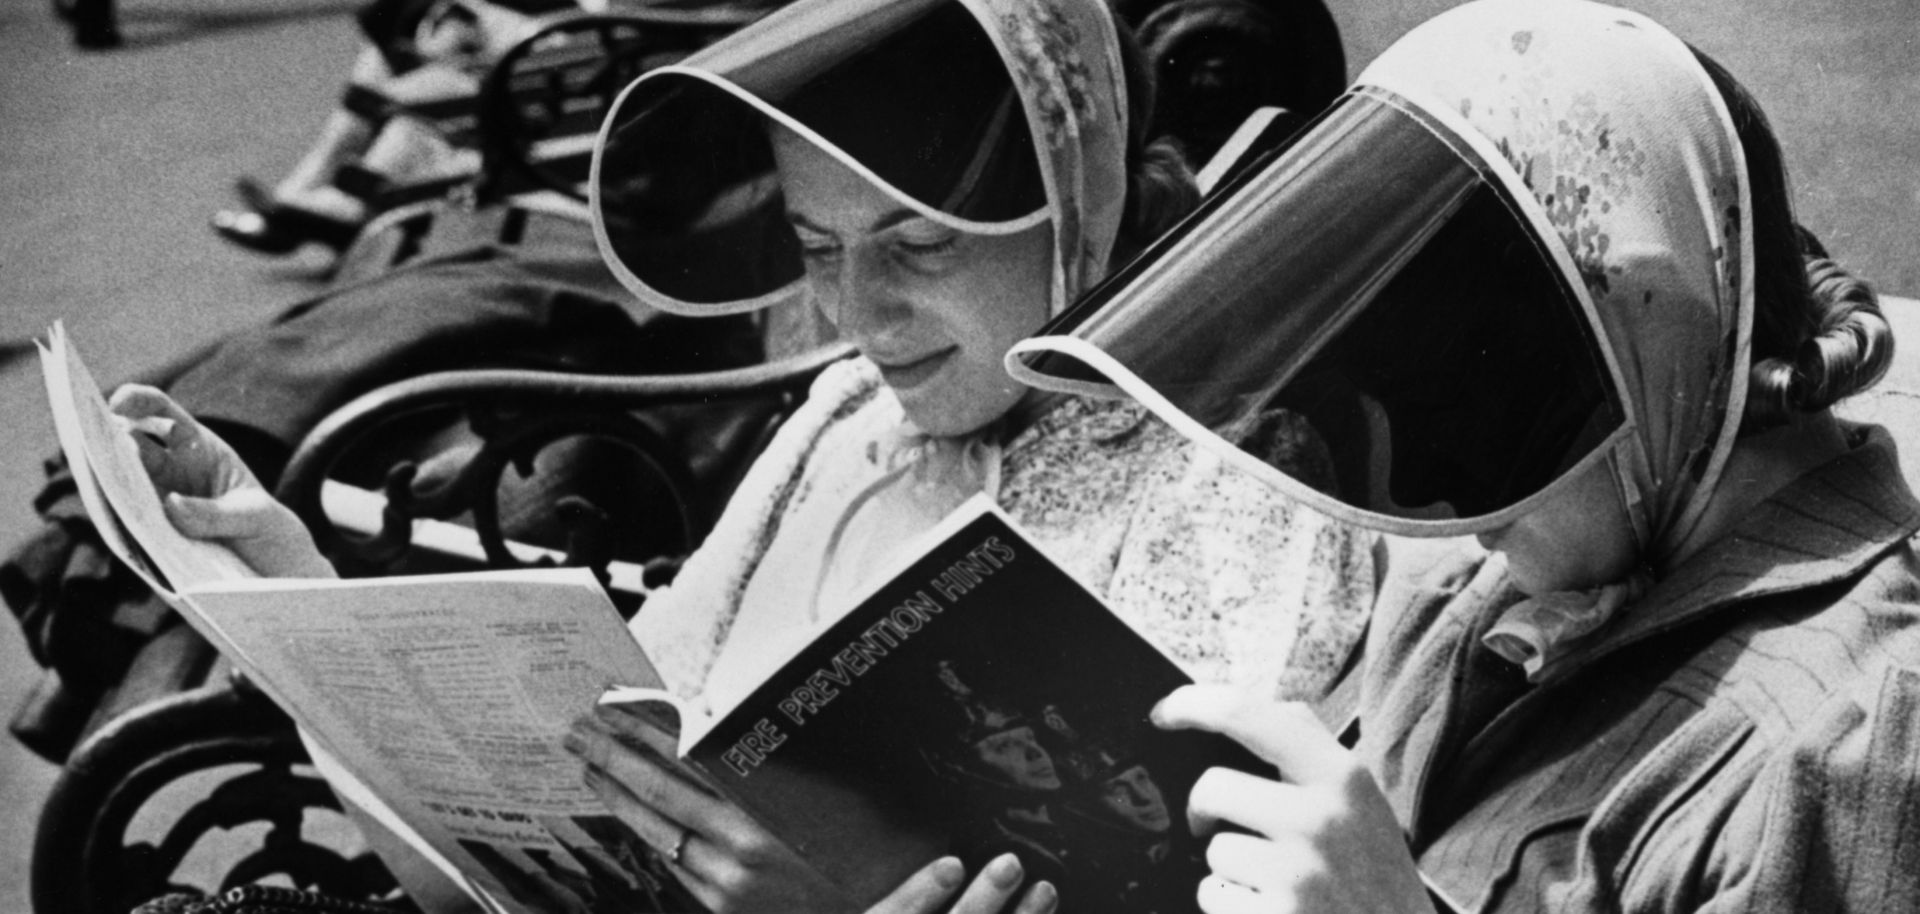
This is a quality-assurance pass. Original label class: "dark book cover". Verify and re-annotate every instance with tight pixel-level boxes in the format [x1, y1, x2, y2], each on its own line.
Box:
[634, 498, 1266, 913]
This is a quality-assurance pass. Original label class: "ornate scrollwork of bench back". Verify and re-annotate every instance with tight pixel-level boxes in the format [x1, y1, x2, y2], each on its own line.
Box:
[274, 341, 855, 598]
[32, 680, 396, 914]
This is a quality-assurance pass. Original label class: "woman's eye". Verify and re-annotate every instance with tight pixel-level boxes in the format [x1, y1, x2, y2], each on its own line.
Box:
[895, 234, 960, 265]
[899, 236, 956, 254]
[796, 237, 840, 261]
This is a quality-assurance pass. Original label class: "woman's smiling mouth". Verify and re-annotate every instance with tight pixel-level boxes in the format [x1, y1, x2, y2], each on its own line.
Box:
[873, 347, 956, 389]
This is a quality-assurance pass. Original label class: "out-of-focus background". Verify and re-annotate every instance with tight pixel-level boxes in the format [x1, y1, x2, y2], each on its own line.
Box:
[0, 0, 1914, 907]
[1, 0, 360, 906]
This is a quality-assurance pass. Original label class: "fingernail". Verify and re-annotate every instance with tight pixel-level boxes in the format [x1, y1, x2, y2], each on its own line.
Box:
[985, 853, 1022, 888]
[928, 856, 963, 891]
[561, 730, 587, 756]
[130, 416, 176, 442]
[1029, 881, 1058, 912]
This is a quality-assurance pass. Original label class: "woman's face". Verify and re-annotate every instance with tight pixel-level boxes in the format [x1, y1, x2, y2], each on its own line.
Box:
[770, 127, 1054, 437]
[972, 725, 1062, 791]
[1475, 456, 1637, 595]
[1098, 764, 1171, 833]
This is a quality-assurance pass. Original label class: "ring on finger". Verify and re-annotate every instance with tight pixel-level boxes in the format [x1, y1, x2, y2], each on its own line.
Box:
[668, 826, 693, 866]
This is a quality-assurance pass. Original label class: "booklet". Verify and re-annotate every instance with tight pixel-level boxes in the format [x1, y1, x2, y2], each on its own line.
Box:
[41, 323, 1258, 914]
[600, 500, 1257, 913]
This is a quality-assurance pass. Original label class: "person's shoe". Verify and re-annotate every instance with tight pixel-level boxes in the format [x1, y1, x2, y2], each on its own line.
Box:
[210, 179, 362, 255]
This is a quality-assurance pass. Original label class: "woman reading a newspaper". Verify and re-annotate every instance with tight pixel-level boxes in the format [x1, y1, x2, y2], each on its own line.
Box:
[111, 0, 1370, 910]
[1005, 1, 1919, 911]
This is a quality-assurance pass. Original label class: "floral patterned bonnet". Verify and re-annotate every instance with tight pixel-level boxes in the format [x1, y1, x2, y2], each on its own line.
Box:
[1364, 0, 1755, 674]
[1362, 0, 1755, 558]
[1007, 0, 1755, 675]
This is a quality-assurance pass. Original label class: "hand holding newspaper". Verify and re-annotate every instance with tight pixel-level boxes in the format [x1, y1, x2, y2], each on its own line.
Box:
[37, 322, 256, 599]
[40, 323, 685, 913]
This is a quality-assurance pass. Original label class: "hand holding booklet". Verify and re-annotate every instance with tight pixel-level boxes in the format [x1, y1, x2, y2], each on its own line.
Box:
[593, 500, 1269, 914]
[41, 323, 1262, 914]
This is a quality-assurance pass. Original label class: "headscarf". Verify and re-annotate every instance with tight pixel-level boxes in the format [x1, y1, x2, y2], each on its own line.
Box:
[1358, 0, 1754, 675]
[587, 0, 1130, 320]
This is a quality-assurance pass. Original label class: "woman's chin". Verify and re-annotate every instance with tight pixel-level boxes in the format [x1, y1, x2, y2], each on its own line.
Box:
[1501, 554, 1616, 597]
[900, 404, 990, 438]
[895, 387, 1021, 439]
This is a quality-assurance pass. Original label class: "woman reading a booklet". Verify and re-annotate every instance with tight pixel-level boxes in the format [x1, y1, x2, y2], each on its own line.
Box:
[565, 6, 1372, 910]
[1007, 0, 1917, 911]
[112, 0, 1372, 910]
[571, 0, 1367, 718]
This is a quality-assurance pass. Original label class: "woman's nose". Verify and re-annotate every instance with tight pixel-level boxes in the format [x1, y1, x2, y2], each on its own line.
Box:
[830, 246, 910, 337]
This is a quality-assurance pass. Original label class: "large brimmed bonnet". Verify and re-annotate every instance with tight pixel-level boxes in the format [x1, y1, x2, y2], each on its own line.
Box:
[1009, 0, 1753, 552]
[589, 0, 1130, 319]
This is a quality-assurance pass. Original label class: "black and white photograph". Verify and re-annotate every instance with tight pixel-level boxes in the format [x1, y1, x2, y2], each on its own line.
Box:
[2, 0, 1917, 910]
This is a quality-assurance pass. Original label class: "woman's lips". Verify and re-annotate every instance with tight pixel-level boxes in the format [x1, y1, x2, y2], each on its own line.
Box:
[873, 347, 955, 389]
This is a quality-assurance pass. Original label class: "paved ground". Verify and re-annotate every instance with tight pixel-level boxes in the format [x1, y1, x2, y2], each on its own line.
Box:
[0, 0, 1912, 909]
[0, 0, 355, 907]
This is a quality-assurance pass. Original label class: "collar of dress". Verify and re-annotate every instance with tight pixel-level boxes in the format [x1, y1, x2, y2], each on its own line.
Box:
[1521, 422, 1920, 686]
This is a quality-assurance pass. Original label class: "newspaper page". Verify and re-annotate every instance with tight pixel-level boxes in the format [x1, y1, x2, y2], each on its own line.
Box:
[184, 569, 676, 914]
[37, 322, 268, 671]
[39, 324, 686, 911]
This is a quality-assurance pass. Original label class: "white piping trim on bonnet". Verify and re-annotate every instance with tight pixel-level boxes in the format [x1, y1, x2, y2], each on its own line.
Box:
[588, 65, 1052, 319]
[1006, 333, 1640, 539]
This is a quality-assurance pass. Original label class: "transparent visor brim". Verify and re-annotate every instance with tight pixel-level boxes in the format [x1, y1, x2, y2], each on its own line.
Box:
[591, 0, 1046, 312]
[1010, 91, 1633, 537]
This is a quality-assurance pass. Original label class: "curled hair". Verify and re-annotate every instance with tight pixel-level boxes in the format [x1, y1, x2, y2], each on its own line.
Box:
[1690, 50, 1897, 430]
[1111, 18, 1203, 264]
[1747, 258, 1894, 425]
